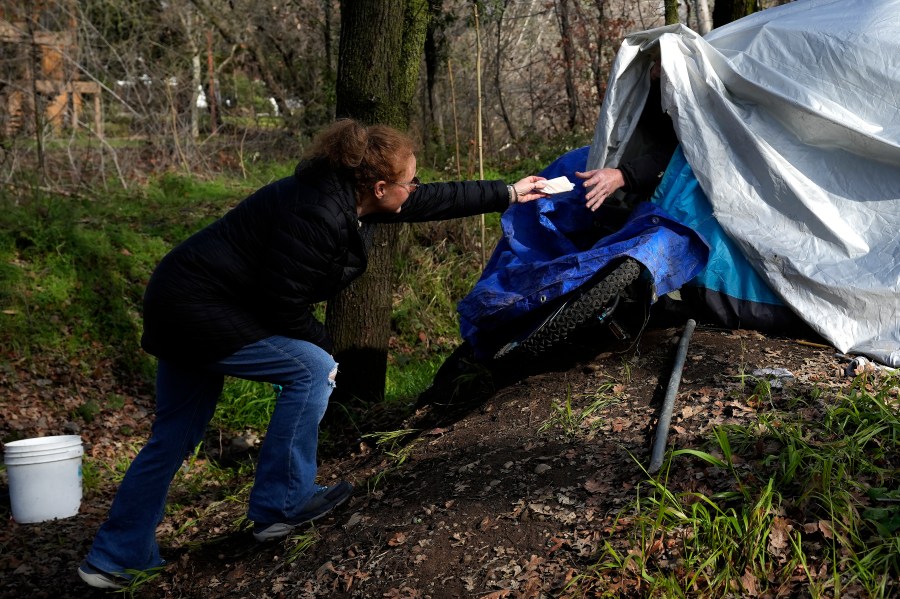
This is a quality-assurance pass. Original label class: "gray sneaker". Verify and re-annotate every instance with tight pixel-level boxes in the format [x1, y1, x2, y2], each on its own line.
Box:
[253, 480, 353, 542]
[77, 561, 128, 590]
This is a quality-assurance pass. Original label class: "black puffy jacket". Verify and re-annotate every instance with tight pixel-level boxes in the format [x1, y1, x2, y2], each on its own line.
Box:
[140, 158, 509, 365]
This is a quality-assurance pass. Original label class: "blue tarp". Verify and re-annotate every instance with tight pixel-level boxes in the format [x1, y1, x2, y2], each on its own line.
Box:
[458, 146, 709, 357]
[651, 146, 783, 306]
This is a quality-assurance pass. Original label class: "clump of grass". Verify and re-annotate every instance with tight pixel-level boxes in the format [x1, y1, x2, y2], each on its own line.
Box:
[80, 459, 102, 496]
[361, 428, 421, 490]
[118, 564, 166, 594]
[567, 372, 900, 598]
[286, 529, 322, 563]
[539, 383, 621, 438]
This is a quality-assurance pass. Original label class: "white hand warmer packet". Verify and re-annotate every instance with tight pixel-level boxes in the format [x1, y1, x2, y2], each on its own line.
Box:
[540, 176, 575, 194]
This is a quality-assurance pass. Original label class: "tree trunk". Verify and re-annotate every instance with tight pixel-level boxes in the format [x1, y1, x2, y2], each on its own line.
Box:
[492, 4, 519, 147]
[322, 0, 335, 75]
[206, 29, 218, 133]
[424, 0, 447, 160]
[712, 0, 757, 29]
[590, 0, 607, 108]
[555, 0, 578, 130]
[177, 6, 202, 139]
[695, 0, 713, 35]
[664, 0, 680, 25]
[325, 224, 398, 406]
[328, 0, 429, 405]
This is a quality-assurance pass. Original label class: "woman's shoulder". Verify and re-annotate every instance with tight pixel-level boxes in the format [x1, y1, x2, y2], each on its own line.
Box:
[240, 162, 348, 210]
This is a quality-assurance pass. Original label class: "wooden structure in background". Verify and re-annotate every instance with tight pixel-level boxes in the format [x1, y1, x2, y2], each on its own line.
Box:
[1, 2, 101, 136]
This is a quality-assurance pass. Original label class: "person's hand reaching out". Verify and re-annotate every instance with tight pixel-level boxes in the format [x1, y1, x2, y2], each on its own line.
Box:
[574, 168, 625, 211]
[509, 176, 548, 203]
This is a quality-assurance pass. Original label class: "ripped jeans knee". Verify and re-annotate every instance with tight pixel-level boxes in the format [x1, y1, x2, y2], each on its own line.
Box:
[327, 363, 339, 388]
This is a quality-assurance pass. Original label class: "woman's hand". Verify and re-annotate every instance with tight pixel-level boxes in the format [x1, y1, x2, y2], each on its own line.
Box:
[511, 176, 548, 203]
[575, 168, 625, 211]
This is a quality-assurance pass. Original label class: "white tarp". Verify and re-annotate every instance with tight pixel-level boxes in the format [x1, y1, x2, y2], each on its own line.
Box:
[587, 0, 900, 367]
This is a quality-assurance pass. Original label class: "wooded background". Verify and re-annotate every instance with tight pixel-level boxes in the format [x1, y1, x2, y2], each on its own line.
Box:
[1, 0, 782, 186]
[0, 0, 781, 402]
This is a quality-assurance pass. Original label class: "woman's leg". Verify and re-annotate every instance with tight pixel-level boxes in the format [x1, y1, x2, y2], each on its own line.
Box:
[210, 336, 337, 524]
[85, 335, 337, 576]
[85, 360, 222, 575]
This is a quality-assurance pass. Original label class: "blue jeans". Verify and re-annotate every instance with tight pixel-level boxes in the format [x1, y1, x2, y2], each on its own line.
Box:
[85, 336, 337, 575]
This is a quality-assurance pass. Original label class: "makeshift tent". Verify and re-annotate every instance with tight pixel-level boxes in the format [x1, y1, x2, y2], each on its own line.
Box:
[587, 0, 900, 367]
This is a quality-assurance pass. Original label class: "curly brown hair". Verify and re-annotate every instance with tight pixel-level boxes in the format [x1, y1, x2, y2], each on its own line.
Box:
[304, 119, 415, 192]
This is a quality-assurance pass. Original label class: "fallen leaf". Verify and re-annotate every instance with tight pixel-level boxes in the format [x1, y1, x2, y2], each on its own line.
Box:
[345, 512, 364, 527]
[818, 519, 833, 539]
[768, 516, 792, 556]
[547, 537, 566, 553]
[741, 569, 759, 596]
[583, 479, 607, 494]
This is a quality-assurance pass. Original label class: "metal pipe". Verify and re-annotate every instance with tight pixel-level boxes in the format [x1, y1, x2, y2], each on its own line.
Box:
[649, 318, 696, 473]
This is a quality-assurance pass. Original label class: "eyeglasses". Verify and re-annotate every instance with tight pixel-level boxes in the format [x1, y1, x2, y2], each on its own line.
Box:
[392, 176, 421, 192]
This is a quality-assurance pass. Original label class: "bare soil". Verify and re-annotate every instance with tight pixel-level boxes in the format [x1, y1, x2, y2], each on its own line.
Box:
[0, 324, 859, 598]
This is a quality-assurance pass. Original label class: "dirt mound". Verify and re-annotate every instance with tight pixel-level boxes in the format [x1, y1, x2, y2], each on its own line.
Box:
[0, 326, 847, 597]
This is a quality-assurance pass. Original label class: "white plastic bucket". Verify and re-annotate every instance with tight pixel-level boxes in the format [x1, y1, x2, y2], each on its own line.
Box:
[4, 435, 84, 524]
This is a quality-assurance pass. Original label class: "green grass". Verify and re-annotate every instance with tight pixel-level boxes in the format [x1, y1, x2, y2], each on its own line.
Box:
[539, 383, 622, 438]
[361, 428, 422, 491]
[386, 352, 450, 403]
[0, 156, 523, 448]
[214, 379, 279, 432]
[566, 372, 900, 598]
[0, 171, 262, 382]
[286, 529, 321, 564]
